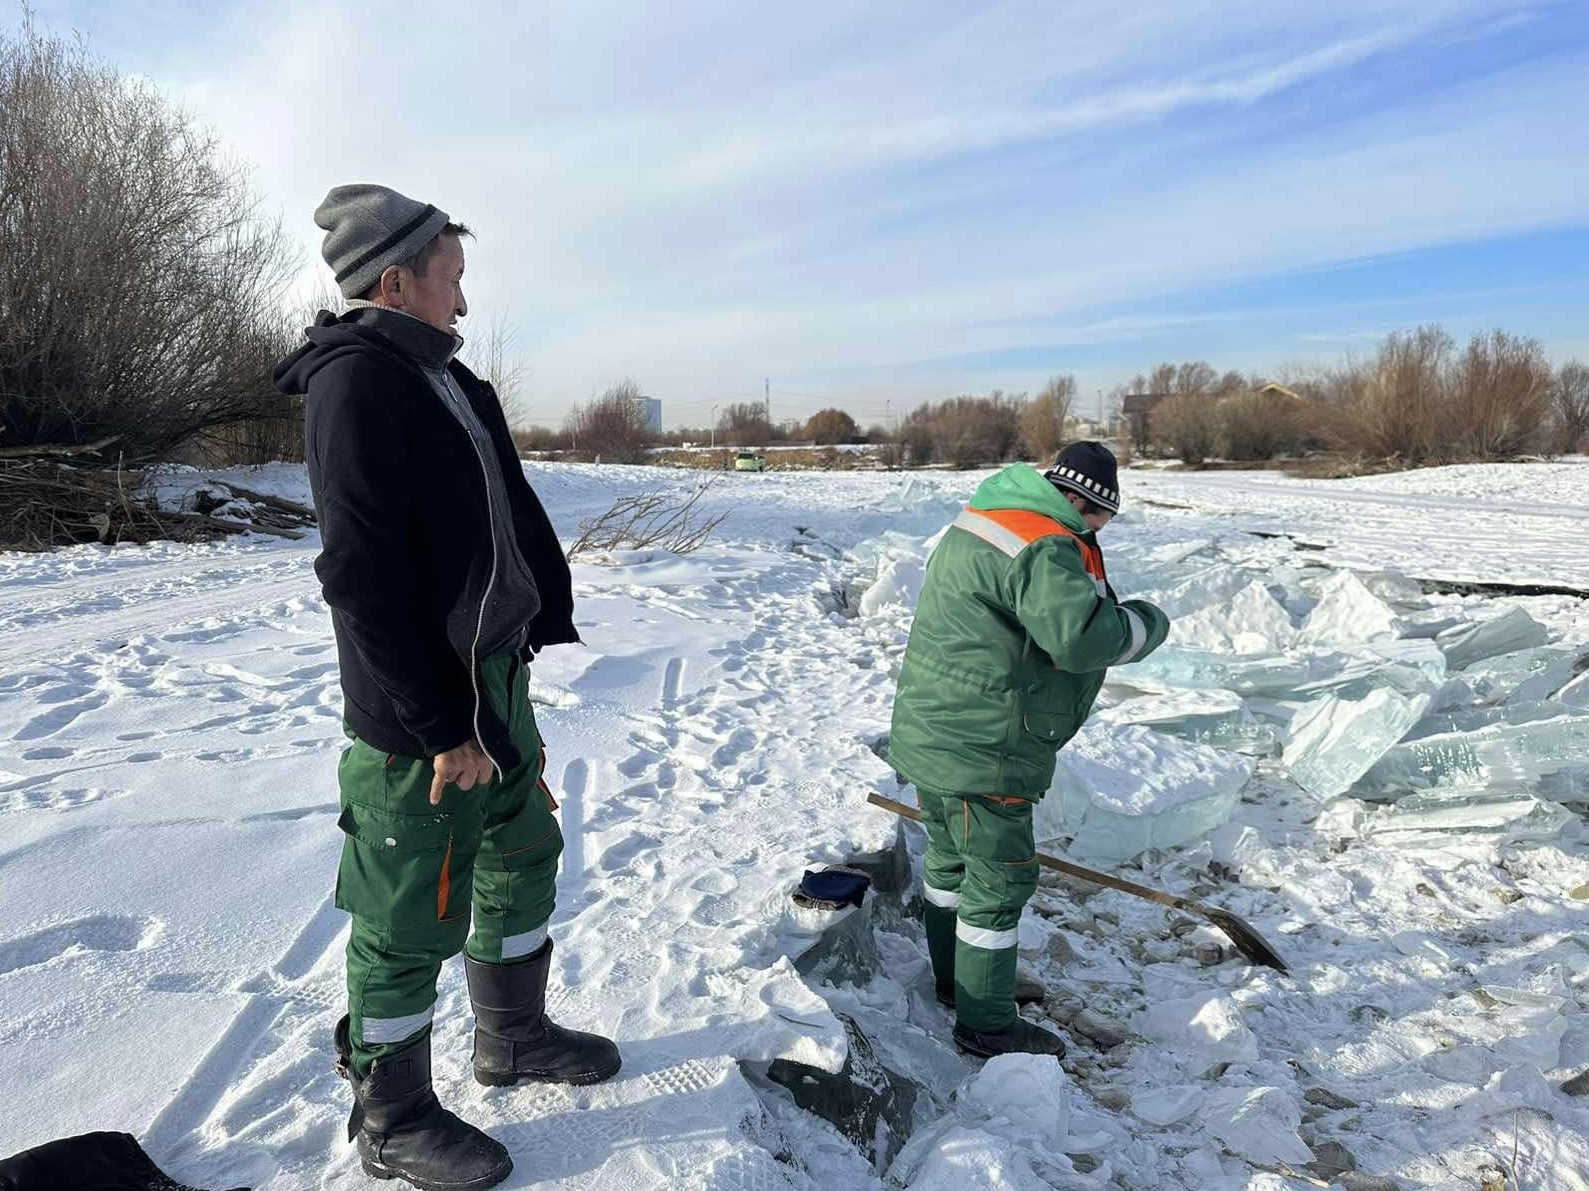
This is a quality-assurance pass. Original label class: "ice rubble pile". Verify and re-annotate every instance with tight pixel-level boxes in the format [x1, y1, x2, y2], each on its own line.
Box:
[852, 513, 1586, 863]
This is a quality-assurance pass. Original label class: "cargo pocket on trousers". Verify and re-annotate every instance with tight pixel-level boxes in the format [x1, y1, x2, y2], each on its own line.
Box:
[336, 803, 472, 946]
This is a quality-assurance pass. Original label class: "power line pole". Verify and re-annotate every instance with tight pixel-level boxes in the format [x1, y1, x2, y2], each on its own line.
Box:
[765, 377, 771, 431]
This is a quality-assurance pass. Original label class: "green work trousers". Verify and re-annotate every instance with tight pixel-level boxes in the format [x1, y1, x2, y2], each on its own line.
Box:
[335, 653, 564, 1075]
[917, 786, 1040, 1032]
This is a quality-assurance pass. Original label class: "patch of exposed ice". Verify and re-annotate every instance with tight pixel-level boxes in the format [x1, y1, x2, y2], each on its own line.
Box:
[1171, 580, 1297, 654]
[1132, 991, 1258, 1063]
[1094, 690, 1279, 756]
[1436, 605, 1549, 670]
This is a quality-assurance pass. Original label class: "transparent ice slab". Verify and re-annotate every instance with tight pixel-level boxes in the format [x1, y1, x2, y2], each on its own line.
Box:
[1365, 790, 1574, 844]
[1114, 647, 1310, 697]
[1096, 689, 1281, 756]
[1293, 638, 1447, 701]
[1357, 713, 1589, 801]
[1170, 580, 1298, 655]
[1435, 606, 1548, 671]
[1299, 570, 1406, 647]
[1036, 724, 1254, 863]
[1403, 699, 1569, 742]
[1284, 687, 1432, 800]
[1560, 671, 1589, 711]
[1460, 646, 1589, 706]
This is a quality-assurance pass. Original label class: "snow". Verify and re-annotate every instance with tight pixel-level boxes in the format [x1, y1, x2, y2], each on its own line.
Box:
[3, 458, 1589, 1190]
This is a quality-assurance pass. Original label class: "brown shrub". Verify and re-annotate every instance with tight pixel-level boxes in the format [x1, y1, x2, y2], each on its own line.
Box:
[1445, 330, 1553, 459]
[1018, 375, 1075, 461]
[565, 379, 651, 463]
[1219, 390, 1300, 461]
[804, 408, 860, 444]
[1329, 325, 1450, 462]
[1153, 392, 1221, 465]
[1550, 361, 1589, 455]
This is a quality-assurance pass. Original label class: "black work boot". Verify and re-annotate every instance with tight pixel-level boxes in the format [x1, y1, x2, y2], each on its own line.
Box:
[935, 969, 1047, 1010]
[333, 1015, 512, 1191]
[465, 941, 622, 1087]
[952, 1014, 1068, 1060]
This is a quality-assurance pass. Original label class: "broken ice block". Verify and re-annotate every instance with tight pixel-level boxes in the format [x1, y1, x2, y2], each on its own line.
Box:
[1036, 724, 1254, 863]
[1284, 687, 1432, 799]
[1461, 647, 1588, 706]
[859, 557, 925, 617]
[1357, 714, 1589, 800]
[1299, 570, 1406, 647]
[1403, 699, 1569, 742]
[1095, 690, 1280, 756]
[1560, 671, 1589, 711]
[1366, 790, 1573, 844]
[1170, 580, 1298, 655]
[1359, 569, 1429, 608]
[1136, 563, 1263, 618]
[1435, 607, 1548, 670]
[1295, 639, 1446, 701]
[1114, 647, 1309, 697]
[1400, 609, 1471, 640]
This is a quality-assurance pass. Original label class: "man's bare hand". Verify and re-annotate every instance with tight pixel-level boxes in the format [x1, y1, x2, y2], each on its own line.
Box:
[430, 739, 495, 806]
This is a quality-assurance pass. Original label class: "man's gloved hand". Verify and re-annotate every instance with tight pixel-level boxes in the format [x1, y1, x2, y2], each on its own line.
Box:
[430, 738, 496, 805]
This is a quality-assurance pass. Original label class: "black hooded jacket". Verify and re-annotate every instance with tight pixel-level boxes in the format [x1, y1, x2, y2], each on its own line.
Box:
[273, 309, 578, 771]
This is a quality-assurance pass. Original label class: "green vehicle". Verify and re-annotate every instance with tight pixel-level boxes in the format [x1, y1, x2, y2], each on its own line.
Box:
[734, 451, 767, 472]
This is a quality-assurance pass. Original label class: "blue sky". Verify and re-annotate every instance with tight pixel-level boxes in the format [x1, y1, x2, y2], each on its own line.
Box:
[22, 0, 1589, 428]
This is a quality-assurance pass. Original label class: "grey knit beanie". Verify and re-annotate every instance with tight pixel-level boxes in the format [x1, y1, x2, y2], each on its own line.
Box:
[315, 183, 453, 299]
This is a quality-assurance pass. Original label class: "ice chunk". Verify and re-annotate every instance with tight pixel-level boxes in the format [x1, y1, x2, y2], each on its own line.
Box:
[1403, 699, 1569, 742]
[1357, 714, 1589, 800]
[858, 557, 925, 617]
[1359, 568, 1429, 608]
[1171, 580, 1297, 654]
[1435, 606, 1548, 670]
[1295, 638, 1446, 701]
[1366, 791, 1573, 845]
[1136, 563, 1262, 618]
[1200, 1086, 1312, 1167]
[962, 1055, 1071, 1146]
[1461, 646, 1588, 706]
[1115, 646, 1310, 697]
[1284, 687, 1431, 799]
[1560, 671, 1589, 711]
[1133, 991, 1258, 1062]
[1132, 1084, 1203, 1126]
[1300, 570, 1406, 647]
[1400, 609, 1470, 639]
[1037, 724, 1254, 862]
[1095, 690, 1280, 756]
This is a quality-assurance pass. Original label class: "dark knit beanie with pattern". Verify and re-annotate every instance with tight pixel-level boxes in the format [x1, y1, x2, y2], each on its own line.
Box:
[1044, 441, 1120, 514]
[315, 183, 453, 299]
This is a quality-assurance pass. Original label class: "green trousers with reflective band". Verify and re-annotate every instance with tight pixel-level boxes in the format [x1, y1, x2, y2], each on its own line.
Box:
[336, 653, 564, 1076]
[917, 786, 1040, 1032]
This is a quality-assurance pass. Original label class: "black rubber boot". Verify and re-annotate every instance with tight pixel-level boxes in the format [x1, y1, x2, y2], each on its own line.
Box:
[936, 968, 1047, 1010]
[333, 1015, 512, 1191]
[952, 1014, 1068, 1060]
[465, 941, 622, 1087]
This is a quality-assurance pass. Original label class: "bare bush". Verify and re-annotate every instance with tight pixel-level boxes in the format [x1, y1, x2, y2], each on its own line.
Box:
[1018, 374, 1075, 461]
[804, 408, 859, 445]
[1219, 389, 1300, 461]
[467, 312, 528, 430]
[1154, 392, 1221, 465]
[0, 21, 296, 465]
[567, 481, 728, 559]
[1330, 325, 1450, 462]
[565, 379, 650, 462]
[1551, 361, 1589, 455]
[898, 406, 936, 466]
[936, 391, 1025, 468]
[1445, 330, 1552, 459]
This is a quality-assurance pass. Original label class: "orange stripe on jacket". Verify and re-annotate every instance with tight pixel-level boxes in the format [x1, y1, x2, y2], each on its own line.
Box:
[962, 507, 1105, 579]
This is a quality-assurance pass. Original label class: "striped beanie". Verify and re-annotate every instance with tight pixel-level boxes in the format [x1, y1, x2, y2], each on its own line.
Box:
[1044, 441, 1120, 514]
[315, 183, 453, 299]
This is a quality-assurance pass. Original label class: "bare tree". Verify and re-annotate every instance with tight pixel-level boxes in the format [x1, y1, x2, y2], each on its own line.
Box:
[1550, 361, 1589, 456]
[565, 379, 650, 462]
[804, 408, 859, 444]
[0, 20, 296, 463]
[1445, 329, 1553, 459]
[467, 312, 528, 430]
[1154, 392, 1221, 465]
[1018, 374, 1075, 461]
[1330, 326, 1451, 462]
[719, 401, 771, 446]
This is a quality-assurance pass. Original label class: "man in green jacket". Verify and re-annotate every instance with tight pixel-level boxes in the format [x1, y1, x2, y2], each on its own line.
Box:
[889, 442, 1171, 1058]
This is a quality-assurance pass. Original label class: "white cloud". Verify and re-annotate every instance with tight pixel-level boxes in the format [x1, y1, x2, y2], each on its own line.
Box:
[73, 0, 1587, 423]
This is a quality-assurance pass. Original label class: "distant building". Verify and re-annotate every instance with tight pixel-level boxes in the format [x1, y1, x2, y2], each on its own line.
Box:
[634, 396, 663, 434]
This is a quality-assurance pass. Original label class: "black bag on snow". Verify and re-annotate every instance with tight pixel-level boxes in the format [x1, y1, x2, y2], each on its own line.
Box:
[0, 1131, 247, 1191]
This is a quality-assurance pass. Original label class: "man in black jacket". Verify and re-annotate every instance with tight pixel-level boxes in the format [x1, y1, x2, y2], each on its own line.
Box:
[275, 183, 618, 1191]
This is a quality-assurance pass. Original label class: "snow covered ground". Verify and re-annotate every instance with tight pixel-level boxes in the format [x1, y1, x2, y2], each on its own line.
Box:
[2, 460, 1587, 1190]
